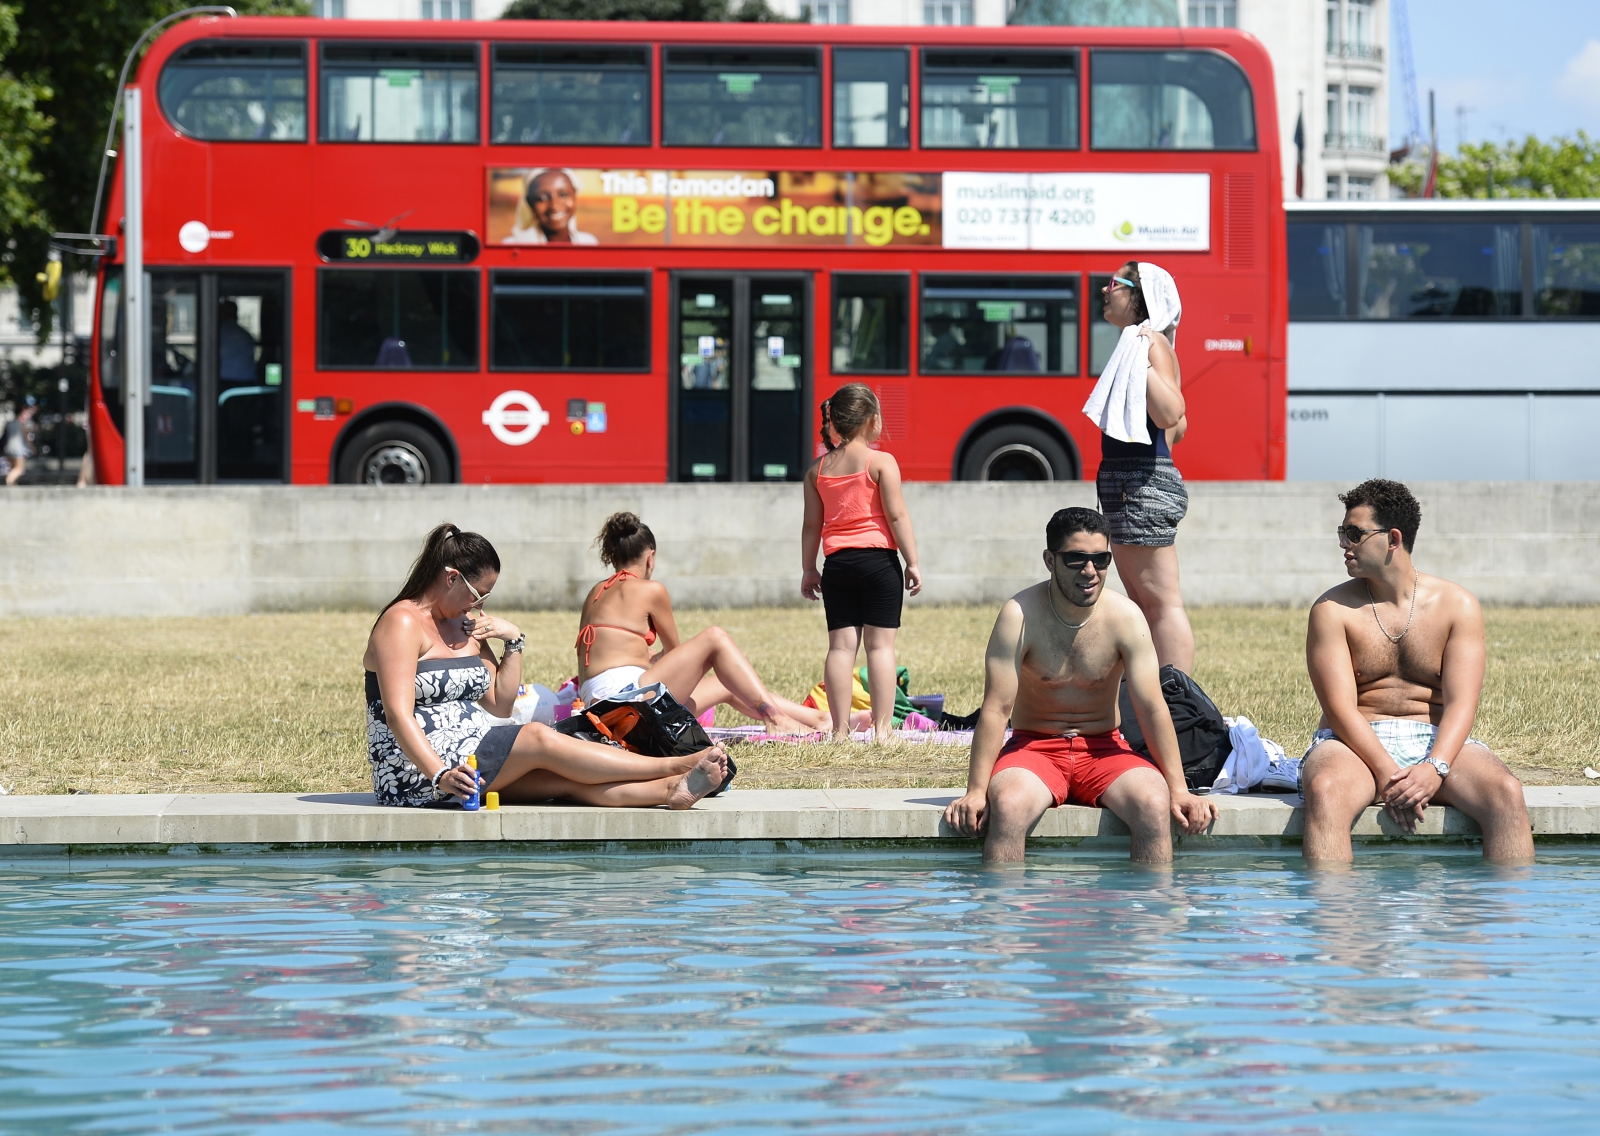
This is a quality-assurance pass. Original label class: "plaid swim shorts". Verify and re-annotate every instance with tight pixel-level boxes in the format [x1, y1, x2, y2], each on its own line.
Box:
[1302, 718, 1488, 776]
[1096, 457, 1189, 547]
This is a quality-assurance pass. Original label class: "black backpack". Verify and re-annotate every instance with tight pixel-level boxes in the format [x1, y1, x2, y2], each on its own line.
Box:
[556, 688, 736, 797]
[1116, 666, 1231, 790]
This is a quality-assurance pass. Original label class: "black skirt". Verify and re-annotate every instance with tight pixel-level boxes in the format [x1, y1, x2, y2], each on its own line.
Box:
[821, 547, 905, 631]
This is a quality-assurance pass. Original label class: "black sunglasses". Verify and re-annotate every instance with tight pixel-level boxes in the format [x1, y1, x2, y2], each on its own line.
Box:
[1335, 525, 1388, 546]
[1052, 549, 1113, 571]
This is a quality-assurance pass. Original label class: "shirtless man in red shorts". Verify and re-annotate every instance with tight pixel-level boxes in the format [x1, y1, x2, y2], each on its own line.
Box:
[944, 507, 1218, 863]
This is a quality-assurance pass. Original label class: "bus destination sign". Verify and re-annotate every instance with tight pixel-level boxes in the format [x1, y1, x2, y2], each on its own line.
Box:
[317, 230, 480, 263]
[487, 169, 1209, 252]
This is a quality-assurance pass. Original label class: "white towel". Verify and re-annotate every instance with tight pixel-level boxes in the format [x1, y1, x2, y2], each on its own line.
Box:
[1081, 262, 1182, 445]
[1212, 715, 1296, 795]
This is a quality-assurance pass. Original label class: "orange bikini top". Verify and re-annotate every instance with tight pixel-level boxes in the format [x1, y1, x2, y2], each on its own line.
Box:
[574, 570, 658, 666]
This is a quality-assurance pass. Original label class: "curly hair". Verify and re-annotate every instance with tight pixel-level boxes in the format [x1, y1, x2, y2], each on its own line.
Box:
[1339, 479, 1422, 552]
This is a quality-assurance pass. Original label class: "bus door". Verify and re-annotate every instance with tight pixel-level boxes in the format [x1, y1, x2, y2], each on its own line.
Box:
[141, 270, 289, 482]
[671, 274, 809, 483]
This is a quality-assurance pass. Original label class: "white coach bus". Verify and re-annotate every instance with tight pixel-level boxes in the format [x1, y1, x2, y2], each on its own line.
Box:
[1286, 200, 1600, 480]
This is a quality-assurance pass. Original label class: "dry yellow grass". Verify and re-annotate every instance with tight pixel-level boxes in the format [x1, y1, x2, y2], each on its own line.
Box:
[0, 607, 1594, 795]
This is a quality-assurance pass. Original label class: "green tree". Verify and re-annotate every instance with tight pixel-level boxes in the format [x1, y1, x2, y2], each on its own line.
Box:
[1390, 132, 1600, 199]
[501, 0, 795, 22]
[0, 3, 53, 289]
[2, 0, 306, 342]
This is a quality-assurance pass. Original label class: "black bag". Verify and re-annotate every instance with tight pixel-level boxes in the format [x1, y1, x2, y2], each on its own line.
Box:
[1116, 666, 1231, 790]
[556, 688, 736, 796]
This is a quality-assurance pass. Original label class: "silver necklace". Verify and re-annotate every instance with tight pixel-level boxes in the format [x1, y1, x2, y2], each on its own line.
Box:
[1365, 567, 1419, 643]
[1048, 582, 1093, 630]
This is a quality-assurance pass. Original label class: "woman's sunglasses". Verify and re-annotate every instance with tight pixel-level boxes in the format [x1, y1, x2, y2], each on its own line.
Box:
[450, 568, 491, 609]
[1052, 550, 1114, 571]
[1109, 276, 1138, 291]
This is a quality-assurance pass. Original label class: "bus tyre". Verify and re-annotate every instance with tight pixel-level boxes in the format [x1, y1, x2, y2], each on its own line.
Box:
[960, 424, 1073, 482]
[338, 421, 450, 486]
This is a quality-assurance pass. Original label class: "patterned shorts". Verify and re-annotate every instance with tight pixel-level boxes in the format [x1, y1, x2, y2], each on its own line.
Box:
[1301, 718, 1488, 788]
[1096, 458, 1189, 547]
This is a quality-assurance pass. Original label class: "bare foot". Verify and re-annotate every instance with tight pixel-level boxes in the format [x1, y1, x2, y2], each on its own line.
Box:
[666, 747, 729, 810]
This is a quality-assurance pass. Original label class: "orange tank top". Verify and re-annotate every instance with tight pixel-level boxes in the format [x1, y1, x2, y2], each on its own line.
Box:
[816, 469, 896, 556]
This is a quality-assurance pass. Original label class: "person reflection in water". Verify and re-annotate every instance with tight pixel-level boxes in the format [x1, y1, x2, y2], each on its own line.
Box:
[507, 168, 599, 245]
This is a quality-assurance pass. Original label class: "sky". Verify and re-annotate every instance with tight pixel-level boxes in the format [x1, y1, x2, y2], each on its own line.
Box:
[1395, 0, 1600, 150]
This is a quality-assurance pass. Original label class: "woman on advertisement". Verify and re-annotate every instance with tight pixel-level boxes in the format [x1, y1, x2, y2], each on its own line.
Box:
[506, 168, 599, 245]
[1082, 261, 1194, 673]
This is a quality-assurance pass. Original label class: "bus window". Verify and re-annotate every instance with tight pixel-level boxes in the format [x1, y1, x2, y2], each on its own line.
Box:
[99, 273, 123, 419]
[1357, 223, 1521, 319]
[921, 275, 1078, 375]
[320, 44, 478, 143]
[491, 45, 649, 146]
[1533, 224, 1600, 317]
[920, 51, 1078, 150]
[832, 274, 909, 373]
[1087, 273, 1119, 375]
[318, 270, 479, 369]
[662, 47, 820, 147]
[1090, 50, 1255, 151]
[1287, 221, 1348, 318]
[491, 272, 650, 370]
[158, 40, 306, 141]
[833, 48, 909, 149]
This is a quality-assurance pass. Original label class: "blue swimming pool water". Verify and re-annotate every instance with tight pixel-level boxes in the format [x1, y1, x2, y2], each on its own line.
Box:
[0, 850, 1596, 1134]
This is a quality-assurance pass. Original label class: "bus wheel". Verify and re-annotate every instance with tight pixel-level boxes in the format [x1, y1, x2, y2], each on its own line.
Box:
[337, 421, 450, 485]
[960, 424, 1074, 482]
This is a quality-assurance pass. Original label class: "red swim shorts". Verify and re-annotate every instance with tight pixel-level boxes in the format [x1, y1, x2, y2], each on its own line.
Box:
[990, 729, 1158, 808]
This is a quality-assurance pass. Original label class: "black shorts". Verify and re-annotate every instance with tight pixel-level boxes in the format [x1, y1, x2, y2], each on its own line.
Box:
[821, 548, 904, 631]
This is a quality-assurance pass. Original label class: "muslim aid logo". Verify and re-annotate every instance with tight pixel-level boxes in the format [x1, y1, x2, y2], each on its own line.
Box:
[1113, 220, 1136, 241]
[482, 390, 551, 446]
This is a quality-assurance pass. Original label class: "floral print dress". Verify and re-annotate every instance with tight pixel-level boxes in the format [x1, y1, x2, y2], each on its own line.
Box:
[365, 656, 520, 807]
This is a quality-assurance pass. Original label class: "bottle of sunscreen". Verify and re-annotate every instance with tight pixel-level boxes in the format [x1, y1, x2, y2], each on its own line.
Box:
[462, 754, 482, 811]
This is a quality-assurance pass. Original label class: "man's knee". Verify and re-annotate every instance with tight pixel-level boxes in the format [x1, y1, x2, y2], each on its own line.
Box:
[1301, 754, 1362, 810]
[987, 773, 1049, 826]
[1108, 771, 1170, 830]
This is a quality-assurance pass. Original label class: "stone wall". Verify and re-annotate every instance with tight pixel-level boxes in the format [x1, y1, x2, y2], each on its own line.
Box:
[1, 481, 1595, 616]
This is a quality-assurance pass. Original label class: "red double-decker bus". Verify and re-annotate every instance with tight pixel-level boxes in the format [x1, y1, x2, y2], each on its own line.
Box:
[90, 16, 1284, 485]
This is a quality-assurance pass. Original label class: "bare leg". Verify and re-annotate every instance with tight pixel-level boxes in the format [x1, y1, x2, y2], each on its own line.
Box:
[983, 767, 1055, 864]
[824, 626, 862, 740]
[641, 626, 807, 733]
[686, 674, 828, 732]
[1110, 543, 1194, 673]
[485, 723, 712, 792]
[4, 456, 22, 487]
[1301, 740, 1380, 865]
[1432, 743, 1535, 864]
[497, 749, 727, 811]
[1096, 765, 1175, 863]
[863, 625, 900, 742]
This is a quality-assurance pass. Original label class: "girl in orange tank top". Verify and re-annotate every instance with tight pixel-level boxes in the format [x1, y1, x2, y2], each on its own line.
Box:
[801, 383, 922, 742]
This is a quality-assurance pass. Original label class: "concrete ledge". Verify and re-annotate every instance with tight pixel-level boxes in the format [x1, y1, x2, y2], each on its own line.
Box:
[0, 787, 1593, 849]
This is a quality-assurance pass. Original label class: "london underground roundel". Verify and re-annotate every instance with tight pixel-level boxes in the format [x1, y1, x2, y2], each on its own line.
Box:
[482, 390, 551, 446]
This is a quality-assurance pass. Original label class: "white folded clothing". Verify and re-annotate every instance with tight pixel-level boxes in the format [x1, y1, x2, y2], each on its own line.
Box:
[1081, 261, 1182, 445]
[1213, 715, 1298, 794]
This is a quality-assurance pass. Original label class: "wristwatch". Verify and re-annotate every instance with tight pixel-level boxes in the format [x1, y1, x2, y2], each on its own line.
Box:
[1423, 756, 1450, 779]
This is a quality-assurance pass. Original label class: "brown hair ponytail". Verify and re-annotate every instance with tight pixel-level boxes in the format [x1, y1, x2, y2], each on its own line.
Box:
[381, 523, 500, 618]
[819, 383, 880, 451]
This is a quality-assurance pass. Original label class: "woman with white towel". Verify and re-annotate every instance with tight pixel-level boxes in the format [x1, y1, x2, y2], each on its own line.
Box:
[1082, 261, 1194, 672]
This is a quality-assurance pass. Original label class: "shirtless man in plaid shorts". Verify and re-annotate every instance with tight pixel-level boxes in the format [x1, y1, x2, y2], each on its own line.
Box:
[1302, 479, 1533, 864]
[944, 507, 1218, 863]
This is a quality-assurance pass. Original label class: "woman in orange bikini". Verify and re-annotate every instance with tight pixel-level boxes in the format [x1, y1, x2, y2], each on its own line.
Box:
[575, 512, 827, 734]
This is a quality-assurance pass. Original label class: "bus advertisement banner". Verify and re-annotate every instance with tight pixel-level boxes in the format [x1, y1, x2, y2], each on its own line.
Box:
[487, 169, 1208, 251]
